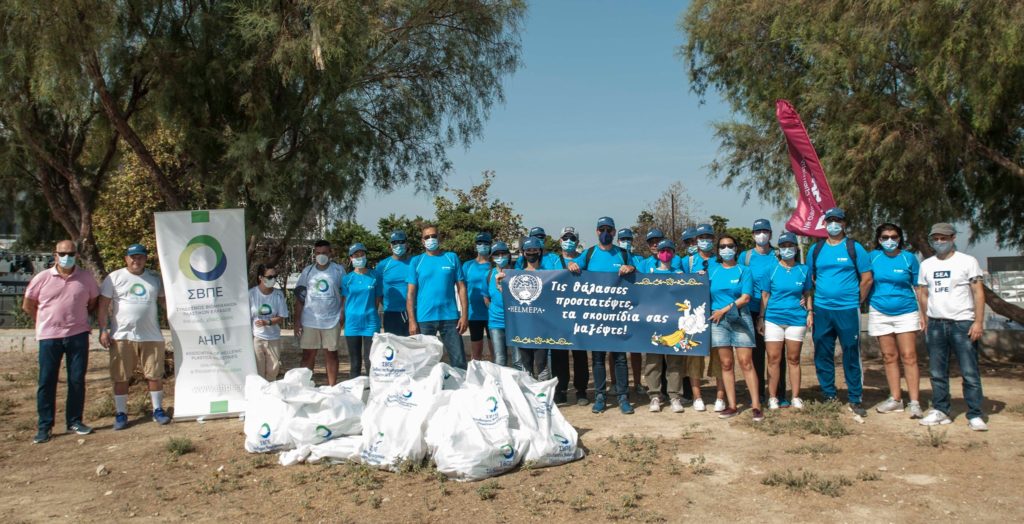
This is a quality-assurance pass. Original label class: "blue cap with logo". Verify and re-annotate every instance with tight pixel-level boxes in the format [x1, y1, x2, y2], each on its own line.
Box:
[475, 232, 492, 243]
[491, 241, 510, 253]
[646, 228, 665, 241]
[389, 230, 407, 242]
[681, 227, 697, 242]
[824, 207, 846, 220]
[617, 228, 634, 240]
[528, 227, 546, 239]
[348, 243, 367, 256]
[126, 243, 148, 256]
[596, 217, 615, 229]
[752, 218, 772, 231]
[522, 237, 544, 251]
[778, 231, 798, 245]
[695, 223, 715, 237]
[656, 239, 676, 251]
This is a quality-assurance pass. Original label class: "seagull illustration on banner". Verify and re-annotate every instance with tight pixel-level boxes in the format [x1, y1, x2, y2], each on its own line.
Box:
[650, 300, 708, 352]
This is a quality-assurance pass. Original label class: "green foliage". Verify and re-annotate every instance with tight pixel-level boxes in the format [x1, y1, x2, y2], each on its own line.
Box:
[432, 171, 525, 261]
[166, 437, 195, 456]
[681, 0, 1024, 249]
[325, 221, 389, 268]
[709, 215, 754, 253]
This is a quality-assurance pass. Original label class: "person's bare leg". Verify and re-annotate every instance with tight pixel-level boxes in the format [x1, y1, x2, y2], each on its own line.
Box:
[717, 347, 736, 408]
[471, 339, 484, 361]
[325, 350, 339, 386]
[736, 347, 760, 409]
[896, 331, 920, 402]
[301, 349, 317, 371]
[784, 339, 803, 399]
[877, 334, 901, 400]
[765, 340, 784, 400]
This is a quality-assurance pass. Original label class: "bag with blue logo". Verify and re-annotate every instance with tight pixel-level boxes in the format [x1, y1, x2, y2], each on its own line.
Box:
[327, 376, 370, 405]
[243, 374, 298, 453]
[367, 333, 443, 397]
[286, 386, 365, 447]
[359, 374, 443, 470]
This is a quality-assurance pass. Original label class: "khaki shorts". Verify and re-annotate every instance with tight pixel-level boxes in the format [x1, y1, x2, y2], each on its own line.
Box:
[110, 339, 166, 382]
[300, 325, 340, 351]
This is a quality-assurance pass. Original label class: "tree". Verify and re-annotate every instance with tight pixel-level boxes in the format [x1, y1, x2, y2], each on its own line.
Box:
[634, 181, 703, 244]
[709, 215, 753, 253]
[433, 171, 525, 261]
[325, 221, 389, 270]
[680, 0, 1024, 322]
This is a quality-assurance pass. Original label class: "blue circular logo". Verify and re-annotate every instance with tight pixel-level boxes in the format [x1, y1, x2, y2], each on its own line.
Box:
[129, 283, 146, 297]
[553, 433, 570, 445]
[316, 279, 329, 292]
[383, 347, 395, 361]
[258, 423, 271, 439]
[402, 389, 413, 399]
[486, 396, 499, 413]
[315, 425, 332, 439]
[499, 444, 515, 459]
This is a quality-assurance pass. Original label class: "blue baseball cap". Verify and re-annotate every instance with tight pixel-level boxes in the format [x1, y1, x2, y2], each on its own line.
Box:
[389, 230, 407, 242]
[646, 228, 665, 241]
[475, 232, 492, 243]
[656, 239, 676, 251]
[778, 232, 798, 245]
[348, 243, 367, 256]
[596, 217, 615, 229]
[126, 244, 148, 256]
[752, 218, 772, 231]
[695, 223, 714, 237]
[491, 241, 510, 253]
[681, 227, 697, 242]
[617, 228, 634, 240]
[522, 237, 544, 251]
[824, 207, 846, 220]
[528, 227, 546, 238]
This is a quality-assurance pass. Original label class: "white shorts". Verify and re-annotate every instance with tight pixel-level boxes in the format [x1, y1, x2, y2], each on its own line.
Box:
[763, 320, 806, 342]
[867, 307, 921, 336]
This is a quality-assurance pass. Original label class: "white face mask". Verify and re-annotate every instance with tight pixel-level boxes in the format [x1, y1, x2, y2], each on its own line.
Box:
[424, 238, 440, 251]
[351, 257, 366, 269]
[391, 244, 407, 256]
[719, 247, 736, 261]
[315, 253, 330, 266]
[262, 277, 277, 288]
[618, 240, 632, 251]
[779, 247, 796, 260]
[754, 232, 770, 246]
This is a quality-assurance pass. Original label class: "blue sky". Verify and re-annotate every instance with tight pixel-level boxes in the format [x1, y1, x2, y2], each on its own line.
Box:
[354, 1, 1015, 267]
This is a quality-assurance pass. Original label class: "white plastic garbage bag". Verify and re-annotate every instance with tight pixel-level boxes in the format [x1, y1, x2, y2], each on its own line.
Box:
[359, 374, 441, 470]
[286, 390, 364, 447]
[328, 376, 370, 404]
[308, 436, 363, 464]
[367, 333, 443, 396]
[244, 375, 297, 453]
[428, 362, 467, 391]
[426, 405, 529, 482]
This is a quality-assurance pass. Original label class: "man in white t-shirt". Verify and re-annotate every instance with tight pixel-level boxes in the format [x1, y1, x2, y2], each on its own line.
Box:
[295, 239, 346, 385]
[97, 244, 170, 430]
[916, 223, 987, 431]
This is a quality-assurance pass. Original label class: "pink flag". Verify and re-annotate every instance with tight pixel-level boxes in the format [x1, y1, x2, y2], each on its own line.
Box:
[776, 100, 836, 238]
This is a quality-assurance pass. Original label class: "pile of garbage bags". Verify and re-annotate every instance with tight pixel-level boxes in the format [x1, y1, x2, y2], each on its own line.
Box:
[243, 333, 584, 481]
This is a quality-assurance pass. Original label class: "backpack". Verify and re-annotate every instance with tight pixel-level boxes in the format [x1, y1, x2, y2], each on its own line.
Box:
[810, 238, 859, 281]
[744, 247, 774, 266]
[687, 254, 710, 274]
[583, 245, 629, 269]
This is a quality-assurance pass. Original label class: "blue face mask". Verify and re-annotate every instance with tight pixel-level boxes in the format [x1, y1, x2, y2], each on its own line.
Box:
[930, 240, 954, 256]
[391, 244, 407, 256]
[697, 239, 714, 253]
[779, 247, 797, 260]
[618, 240, 632, 251]
[493, 256, 508, 268]
[57, 255, 76, 269]
[826, 222, 844, 237]
[476, 244, 491, 256]
[351, 257, 367, 269]
[880, 239, 899, 252]
[687, 245, 698, 255]
[598, 231, 614, 245]
[424, 238, 439, 251]
[560, 240, 577, 252]
[719, 247, 736, 261]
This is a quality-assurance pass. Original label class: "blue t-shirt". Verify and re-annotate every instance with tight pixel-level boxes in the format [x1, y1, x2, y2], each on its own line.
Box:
[868, 250, 920, 316]
[486, 268, 505, 330]
[341, 271, 382, 336]
[739, 248, 776, 314]
[682, 253, 719, 275]
[462, 259, 492, 321]
[374, 256, 410, 312]
[709, 264, 753, 311]
[580, 246, 628, 272]
[642, 255, 683, 274]
[807, 240, 872, 309]
[649, 266, 683, 275]
[407, 252, 465, 322]
[515, 252, 562, 269]
[760, 262, 812, 327]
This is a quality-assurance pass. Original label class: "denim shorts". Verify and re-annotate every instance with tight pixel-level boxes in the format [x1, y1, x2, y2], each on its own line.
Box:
[711, 308, 756, 348]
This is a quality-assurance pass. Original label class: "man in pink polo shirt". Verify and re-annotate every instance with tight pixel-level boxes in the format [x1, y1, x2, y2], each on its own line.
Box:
[22, 240, 99, 444]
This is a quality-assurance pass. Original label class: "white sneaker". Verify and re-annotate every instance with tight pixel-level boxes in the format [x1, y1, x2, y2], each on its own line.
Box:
[768, 397, 780, 410]
[670, 398, 685, 413]
[649, 397, 662, 413]
[919, 409, 952, 426]
[713, 398, 726, 412]
[908, 401, 924, 419]
[692, 398, 706, 412]
[791, 397, 805, 410]
[968, 417, 989, 431]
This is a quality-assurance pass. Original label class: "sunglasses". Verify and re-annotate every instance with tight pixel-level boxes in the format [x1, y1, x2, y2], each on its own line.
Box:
[264, 274, 279, 279]
[718, 243, 737, 249]
[825, 217, 843, 223]
[476, 241, 492, 246]
[422, 233, 439, 240]
[561, 235, 578, 241]
[879, 235, 900, 241]
[56, 251, 76, 257]
[390, 240, 406, 245]
[597, 227, 615, 233]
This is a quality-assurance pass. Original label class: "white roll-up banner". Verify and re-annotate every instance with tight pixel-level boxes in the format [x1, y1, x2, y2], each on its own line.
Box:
[155, 209, 256, 419]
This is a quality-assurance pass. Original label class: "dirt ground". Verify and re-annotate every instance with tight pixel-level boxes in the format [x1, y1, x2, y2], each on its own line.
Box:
[1, 346, 1023, 523]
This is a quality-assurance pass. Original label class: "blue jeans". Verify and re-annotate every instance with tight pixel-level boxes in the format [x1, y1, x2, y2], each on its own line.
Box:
[38, 332, 90, 431]
[812, 307, 863, 404]
[927, 318, 984, 419]
[382, 311, 409, 336]
[419, 319, 467, 369]
[489, 328, 522, 369]
[592, 351, 628, 399]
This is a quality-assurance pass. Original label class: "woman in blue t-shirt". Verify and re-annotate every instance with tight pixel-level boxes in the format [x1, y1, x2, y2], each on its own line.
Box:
[341, 243, 382, 378]
[867, 223, 924, 418]
[497, 237, 547, 377]
[756, 232, 812, 410]
[463, 232, 494, 362]
[483, 242, 519, 368]
[708, 234, 762, 421]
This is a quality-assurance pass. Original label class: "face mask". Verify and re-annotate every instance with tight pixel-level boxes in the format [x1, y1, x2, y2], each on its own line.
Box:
[262, 277, 277, 288]
[930, 240, 954, 256]
[560, 240, 577, 252]
[687, 245, 698, 255]
[697, 239, 714, 253]
[493, 256, 508, 268]
[618, 240, 632, 251]
[525, 253, 540, 264]
[391, 244, 407, 256]
[598, 231, 614, 245]
[826, 222, 844, 237]
[779, 247, 796, 260]
[719, 247, 736, 261]
[657, 251, 674, 263]
[754, 233, 770, 246]
[315, 254, 329, 266]
[476, 244, 491, 256]
[424, 238, 439, 251]
[351, 257, 366, 269]
[57, 255, 75, 269]
[880, 239, 899, 252]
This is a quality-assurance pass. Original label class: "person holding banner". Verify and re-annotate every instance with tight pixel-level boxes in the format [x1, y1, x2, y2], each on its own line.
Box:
[342, 243, 382, 378]
[868, 223, 924, 418]
[295, 240, 347, 386]
[375, 231, 411, 336]
[248, 264, 288, 382]
[549, 226, 589, 406]
[463, 232, 494, 361]
[580, 217, 636, 415]
[807, 208, 873, 417]
[708, 234, 763, 421]
[644, 228, 683, 272]
[644, 240, 689, 413]
[615, 228, 645, 395]
[739, 219, 785, 406]
[514, 227, 560, 269]
[407, 225, 470, 369]
[684, 223, 718, 275]
[503, 237, 549, 378]
[757, 232, 812, 410]
[484, 242, 519, 369]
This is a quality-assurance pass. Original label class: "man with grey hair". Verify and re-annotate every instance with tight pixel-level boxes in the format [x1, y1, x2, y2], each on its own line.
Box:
[916, 223, 988, 431]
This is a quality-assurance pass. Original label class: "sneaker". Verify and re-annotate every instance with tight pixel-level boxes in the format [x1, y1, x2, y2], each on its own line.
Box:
[779, 399, 791, 408]
[670, 398, 685, 413]
[32, 428, 52, 444]
[592, 395, 606, 414]
[848, 403, 867, 417]
[791, 397, 805, 410]
[113, 412, 129, 431]
[619, 397, 635, 415]
[718, 407, 738, 419]
[554, 392, 568, 406]
[692, 398, 706, 412]
[752, 408, 765, 422]
[968, 417, 989, 432]
[635, 385, 648, 398]
[152, 408, 171, 425]
[576, 396, 590, 407]
[713, 398, 726, 412]
[919, 409, 952, 426]
[875, 397, 904, 414]
[768, 397, 780, 410]
[68, 422, 93, 435]
[908, 401, 924, 419]
[649, 397, 662, 413]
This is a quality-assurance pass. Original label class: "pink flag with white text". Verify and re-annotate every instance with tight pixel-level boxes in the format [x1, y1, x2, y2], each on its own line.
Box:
[776, 99, 836, 238]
